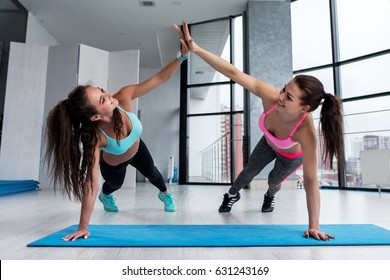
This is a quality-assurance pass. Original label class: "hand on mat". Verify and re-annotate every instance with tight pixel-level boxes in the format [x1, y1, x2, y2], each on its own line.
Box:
[62, 229, 90, 242]
[173, 20, 197, 53]
[305, 228, 335, 241]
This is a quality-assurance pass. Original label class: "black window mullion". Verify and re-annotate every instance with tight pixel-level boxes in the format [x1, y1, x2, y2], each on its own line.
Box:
[329, 0, 346, 188]
[229, 17, 235, 184]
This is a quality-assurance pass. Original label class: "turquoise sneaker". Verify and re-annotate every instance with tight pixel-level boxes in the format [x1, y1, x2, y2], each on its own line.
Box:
[158, 192, 176, 212]
[98, 191, 118, 212]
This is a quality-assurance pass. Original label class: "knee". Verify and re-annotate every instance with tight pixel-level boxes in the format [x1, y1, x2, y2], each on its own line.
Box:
[267, 177, 281, 188]
[269, 183, 281, 191]
[243, 162, 262, 176]
[144, 166, 160, 181]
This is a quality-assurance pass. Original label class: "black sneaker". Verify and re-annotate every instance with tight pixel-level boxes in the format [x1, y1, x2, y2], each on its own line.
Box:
[261, 193, 275, 212]
[219, 193, 241, 212]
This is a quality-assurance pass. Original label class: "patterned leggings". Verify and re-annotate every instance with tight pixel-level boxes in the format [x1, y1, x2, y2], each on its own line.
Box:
[229, 136, 303, 197]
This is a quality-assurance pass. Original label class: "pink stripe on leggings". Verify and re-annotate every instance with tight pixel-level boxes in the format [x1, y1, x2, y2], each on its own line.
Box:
[274, 149, 302, 159]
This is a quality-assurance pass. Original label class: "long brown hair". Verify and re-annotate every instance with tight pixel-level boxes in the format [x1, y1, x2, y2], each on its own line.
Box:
[45, 85, 123, 200]
[294, 74, 345, 170]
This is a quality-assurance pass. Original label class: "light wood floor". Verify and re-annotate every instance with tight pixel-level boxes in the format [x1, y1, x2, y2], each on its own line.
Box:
[1, 183, 390, 260]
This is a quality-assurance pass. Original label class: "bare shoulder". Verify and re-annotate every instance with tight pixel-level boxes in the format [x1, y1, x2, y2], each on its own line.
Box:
[113, 94, 133, 112]
[254, 82, 280, 107]
[260, 88, 279, 110]
[114, 84, 137, 102]
[262, 97, 279, 111]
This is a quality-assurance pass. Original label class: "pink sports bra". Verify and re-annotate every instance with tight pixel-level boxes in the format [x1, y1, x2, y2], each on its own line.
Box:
[258, 104, 307, 150]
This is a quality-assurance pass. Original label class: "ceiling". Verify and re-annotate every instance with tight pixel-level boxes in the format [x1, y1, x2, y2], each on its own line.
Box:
[16, 0, 252, 68]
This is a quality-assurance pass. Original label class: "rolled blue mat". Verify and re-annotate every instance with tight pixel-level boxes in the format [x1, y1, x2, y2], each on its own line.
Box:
[0, 180, 39, 196]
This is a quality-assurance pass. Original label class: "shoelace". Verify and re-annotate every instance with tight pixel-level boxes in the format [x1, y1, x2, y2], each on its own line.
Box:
[166, 195, 174, 204]
[163, 193, 174, 204]
[106, 195, 116, 206]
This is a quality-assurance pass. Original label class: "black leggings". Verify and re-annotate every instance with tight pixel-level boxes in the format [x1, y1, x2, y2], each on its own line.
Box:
[100, 139, 167, 194]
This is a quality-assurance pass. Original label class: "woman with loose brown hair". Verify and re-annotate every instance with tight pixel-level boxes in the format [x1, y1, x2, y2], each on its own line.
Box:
[175, 21, 345, 241]
[45, 40, 189, 242]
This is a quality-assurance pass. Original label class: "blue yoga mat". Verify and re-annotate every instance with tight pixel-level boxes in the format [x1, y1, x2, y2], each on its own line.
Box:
[0, 180, 39, 196]
[27, 224, 390, 247]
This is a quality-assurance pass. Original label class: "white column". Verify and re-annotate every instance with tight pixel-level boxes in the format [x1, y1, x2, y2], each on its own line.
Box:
[0, 42, 49, 180]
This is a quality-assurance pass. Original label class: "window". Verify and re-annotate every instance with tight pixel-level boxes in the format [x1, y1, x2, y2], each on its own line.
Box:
[180, 15, 245, 184]
[340, 54, 390, 99]
[292, 0, 390, 190]
[291, 0, 332, 70]
[336, 0, 390, 60]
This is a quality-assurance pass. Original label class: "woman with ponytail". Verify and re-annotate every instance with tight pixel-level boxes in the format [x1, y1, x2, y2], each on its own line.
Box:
[45, 38, 188, 242]
[175, 21, 345, 240]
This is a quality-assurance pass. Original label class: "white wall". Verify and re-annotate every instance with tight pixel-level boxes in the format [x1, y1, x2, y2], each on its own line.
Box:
[107, 49, 140, 189]
[138, 67, 181, 182]
[78, 45, 109, 87]
[38, 44, 79, 188]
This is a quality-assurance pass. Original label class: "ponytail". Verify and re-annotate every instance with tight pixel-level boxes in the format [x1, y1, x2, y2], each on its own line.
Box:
[45, 86, 98, 201]
[294, 74, 345, 170]
[45, 100, 84, 200]
[319, 93, 345, 170]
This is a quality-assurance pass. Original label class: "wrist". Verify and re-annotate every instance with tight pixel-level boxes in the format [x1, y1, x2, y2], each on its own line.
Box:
[176, 51, 187, 61]
[308, 227, 320, 231]
[77, 227, 88, 233]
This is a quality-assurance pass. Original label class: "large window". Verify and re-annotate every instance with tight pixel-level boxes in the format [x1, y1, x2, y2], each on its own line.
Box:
[340, 55, 390, 99]
[336, 0, 390, 61]
[179, 15, 245, 184]
[292, 0, 390, 190]
[291, 0, 332, 70]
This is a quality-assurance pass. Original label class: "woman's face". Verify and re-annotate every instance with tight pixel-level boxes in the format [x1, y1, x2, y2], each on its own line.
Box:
[85, 87, 118, 118]
[276, 80, 308, 114]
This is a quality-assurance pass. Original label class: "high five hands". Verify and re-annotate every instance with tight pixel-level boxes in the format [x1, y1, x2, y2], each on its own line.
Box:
[173, 20, 197, 53]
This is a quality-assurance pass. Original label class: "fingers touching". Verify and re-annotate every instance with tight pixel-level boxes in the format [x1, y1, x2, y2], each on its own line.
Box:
[173, 20, 197, 52]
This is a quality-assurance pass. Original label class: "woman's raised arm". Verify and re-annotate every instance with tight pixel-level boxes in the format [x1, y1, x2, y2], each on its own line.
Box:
[174, 20, 279, 106]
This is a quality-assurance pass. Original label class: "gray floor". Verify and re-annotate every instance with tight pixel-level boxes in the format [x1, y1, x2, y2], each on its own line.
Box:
[1, 183, 390, 260]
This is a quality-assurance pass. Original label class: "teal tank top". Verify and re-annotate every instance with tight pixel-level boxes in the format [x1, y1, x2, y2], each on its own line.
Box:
[99, 106, 142, 155]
